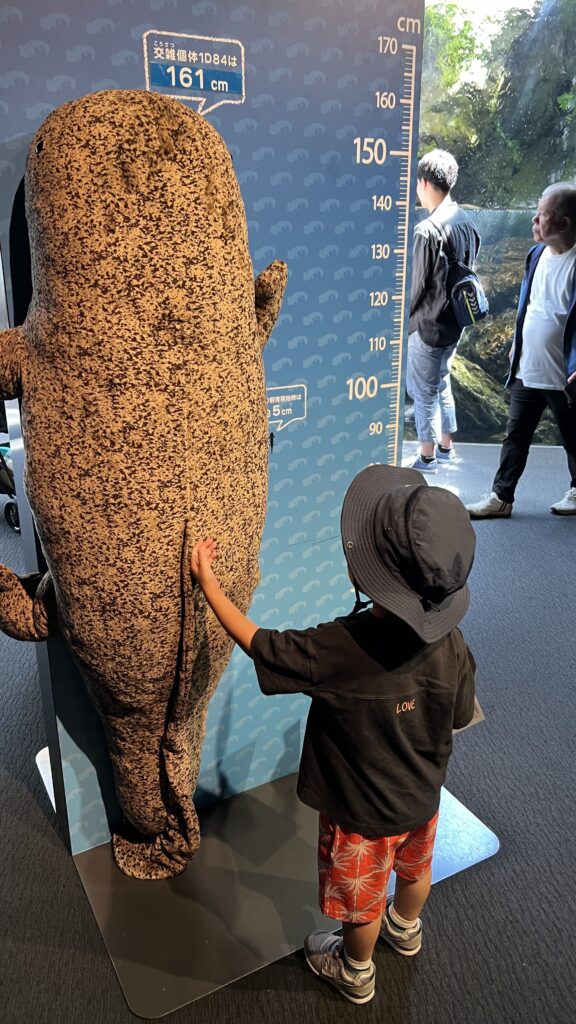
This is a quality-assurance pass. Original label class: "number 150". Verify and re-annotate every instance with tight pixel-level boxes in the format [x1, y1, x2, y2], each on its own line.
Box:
[354, 137, 387, 165]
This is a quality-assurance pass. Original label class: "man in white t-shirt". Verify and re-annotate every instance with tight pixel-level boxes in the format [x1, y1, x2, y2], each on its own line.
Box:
[466, 183, 576, 517]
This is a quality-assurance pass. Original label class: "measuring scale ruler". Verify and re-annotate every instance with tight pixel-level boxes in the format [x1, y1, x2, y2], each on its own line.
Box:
[347, 33, 421, 467]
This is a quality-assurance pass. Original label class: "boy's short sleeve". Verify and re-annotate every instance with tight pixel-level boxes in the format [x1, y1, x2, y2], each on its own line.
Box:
[250, 627, 316, 695]
[453, 644, 476, 729]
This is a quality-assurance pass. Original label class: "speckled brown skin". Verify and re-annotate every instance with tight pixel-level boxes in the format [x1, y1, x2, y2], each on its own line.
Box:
[0, 90, 287, 878]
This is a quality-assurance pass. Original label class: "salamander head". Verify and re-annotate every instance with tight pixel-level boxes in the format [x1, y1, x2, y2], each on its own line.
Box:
[26, 90, 250, 325]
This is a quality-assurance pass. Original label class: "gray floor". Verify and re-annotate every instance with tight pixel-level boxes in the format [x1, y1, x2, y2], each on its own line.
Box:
[1, 441, 575, 1024]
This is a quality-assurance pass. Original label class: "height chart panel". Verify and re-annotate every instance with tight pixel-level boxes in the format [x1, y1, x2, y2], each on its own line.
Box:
[0, 0, 424, 846]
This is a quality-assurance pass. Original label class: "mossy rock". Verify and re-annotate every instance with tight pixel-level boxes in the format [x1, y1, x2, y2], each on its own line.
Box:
[458, 310, 517, 384]
[451, 354, 509, 440]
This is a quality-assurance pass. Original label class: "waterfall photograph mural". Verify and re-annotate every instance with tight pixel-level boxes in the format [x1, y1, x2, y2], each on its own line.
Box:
[407, 0, 576, 444]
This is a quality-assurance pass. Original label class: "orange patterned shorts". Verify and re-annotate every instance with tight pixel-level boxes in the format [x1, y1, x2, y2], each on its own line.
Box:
[318, 811, 439, 923]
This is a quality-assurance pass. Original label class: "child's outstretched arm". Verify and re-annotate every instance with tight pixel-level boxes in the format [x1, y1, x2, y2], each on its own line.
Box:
[191, 539, 259, 656]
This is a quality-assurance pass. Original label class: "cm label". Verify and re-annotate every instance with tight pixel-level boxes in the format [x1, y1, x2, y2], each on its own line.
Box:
[397, 16, 422, 33]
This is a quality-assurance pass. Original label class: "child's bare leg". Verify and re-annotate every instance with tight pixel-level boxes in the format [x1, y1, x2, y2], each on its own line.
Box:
[342, 918, 382, 963]
[393, 866, 432, 920]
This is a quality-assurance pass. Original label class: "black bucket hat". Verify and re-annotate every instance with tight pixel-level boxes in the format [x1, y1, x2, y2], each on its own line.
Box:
[341, 464, 476, 642]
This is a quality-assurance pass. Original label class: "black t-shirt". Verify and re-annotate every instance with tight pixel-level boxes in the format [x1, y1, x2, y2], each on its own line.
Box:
[251, 611, 476, 838]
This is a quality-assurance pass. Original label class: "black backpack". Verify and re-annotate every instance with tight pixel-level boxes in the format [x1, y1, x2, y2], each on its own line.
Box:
[435, 219, 489, 330]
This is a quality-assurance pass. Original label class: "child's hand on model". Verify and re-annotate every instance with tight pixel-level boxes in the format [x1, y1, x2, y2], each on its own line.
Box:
[190, 538, 258, 654]
[191, 539, 219, 591]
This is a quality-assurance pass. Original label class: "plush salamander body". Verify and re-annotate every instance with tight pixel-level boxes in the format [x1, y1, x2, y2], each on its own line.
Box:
[0, 90, 287, 879]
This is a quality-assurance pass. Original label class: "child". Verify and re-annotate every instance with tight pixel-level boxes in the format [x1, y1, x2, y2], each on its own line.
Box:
[191, 464, 477, 1005]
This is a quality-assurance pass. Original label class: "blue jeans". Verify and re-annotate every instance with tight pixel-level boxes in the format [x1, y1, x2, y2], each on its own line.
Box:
[406, 331, 458, 444]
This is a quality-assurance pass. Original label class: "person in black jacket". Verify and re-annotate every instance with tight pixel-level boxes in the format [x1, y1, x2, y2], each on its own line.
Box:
[408, 150, 480, 473]
[191, 465, 477, 1005]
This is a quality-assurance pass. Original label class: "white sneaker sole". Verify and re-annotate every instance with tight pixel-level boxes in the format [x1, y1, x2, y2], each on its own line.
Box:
[550, 507, 576, 515]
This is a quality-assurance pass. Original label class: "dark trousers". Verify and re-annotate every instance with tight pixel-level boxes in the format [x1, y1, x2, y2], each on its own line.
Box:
[493, 379, 576, 502]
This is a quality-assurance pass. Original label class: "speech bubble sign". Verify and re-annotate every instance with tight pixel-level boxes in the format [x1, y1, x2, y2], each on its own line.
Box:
[267, 385, 308, 433]
[143, 31, 245, 116]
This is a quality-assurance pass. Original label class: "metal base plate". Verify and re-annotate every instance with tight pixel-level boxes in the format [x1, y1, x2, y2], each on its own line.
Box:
[61, 775, 498, 1018]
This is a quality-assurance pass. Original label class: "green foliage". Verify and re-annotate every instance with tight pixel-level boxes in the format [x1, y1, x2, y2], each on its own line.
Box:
[419, 0, 576, 207]
[423, 4, 482, 90]
[558, 91, 576, 114]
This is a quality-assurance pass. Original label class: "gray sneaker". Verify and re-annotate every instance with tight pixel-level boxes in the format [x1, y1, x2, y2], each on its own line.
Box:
[465, 492, 513, 519]
[436, 446, 459, 465]
[380, 904, 422, 956]
[304, 930, 375, 1004]
[409, 454, 438, 474]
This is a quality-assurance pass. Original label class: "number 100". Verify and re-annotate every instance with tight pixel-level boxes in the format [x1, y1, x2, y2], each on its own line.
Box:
[347, 376, 379, 400]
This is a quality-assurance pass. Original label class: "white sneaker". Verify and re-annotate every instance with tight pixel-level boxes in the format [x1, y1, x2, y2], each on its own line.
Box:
[550, 487, 576, 515]
[465, 492, 513, 519]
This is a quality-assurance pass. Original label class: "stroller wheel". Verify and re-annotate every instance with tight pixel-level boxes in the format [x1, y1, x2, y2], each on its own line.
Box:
[4, 501, 20, 533]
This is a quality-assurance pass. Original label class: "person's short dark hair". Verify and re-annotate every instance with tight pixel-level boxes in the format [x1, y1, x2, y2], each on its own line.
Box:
[417, 149, 458, 194]
[542, 183, 576, 227]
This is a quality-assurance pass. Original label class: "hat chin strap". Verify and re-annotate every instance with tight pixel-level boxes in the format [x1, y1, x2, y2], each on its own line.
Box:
[351, 582, 372, 615]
